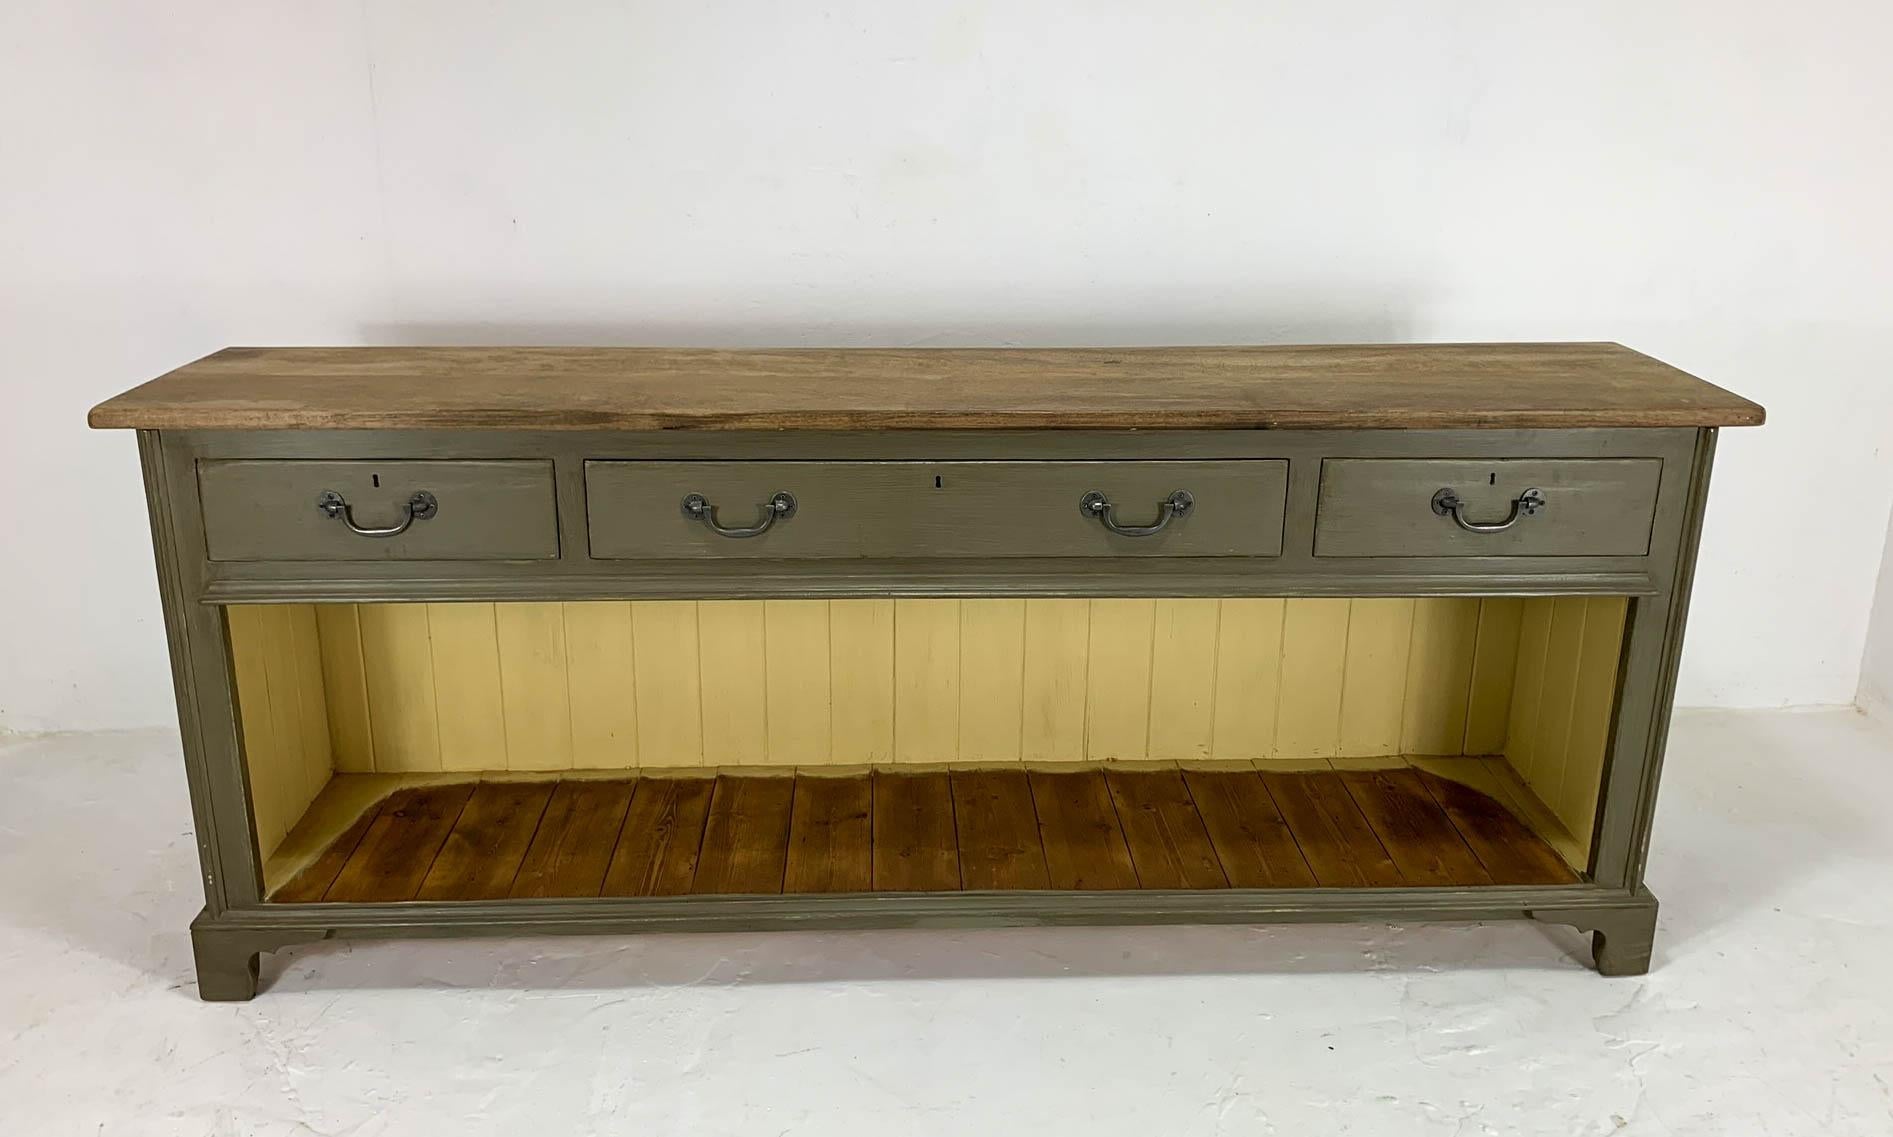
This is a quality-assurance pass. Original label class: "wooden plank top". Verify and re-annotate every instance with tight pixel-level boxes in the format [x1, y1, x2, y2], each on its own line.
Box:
[88, 342, 1764, 431]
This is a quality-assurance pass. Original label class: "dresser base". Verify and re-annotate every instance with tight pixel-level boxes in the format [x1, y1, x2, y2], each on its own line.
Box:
[187, 885, 1658, 1001]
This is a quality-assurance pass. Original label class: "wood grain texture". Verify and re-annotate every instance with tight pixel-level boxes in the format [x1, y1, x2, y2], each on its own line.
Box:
[280, 766, 1574, 902]
[1104, 768, 1228, 889]
[1029, 771, 1139, 890]
[1259, 770, 1401, 887]
[416, 781, 554, 901]
[90, 344, 1764, 430]
[871, 772, 961, 891]
[1417, 771, 1577, 885]
[692, 776, 796, 894]
[510, 779, 637, 898]
[324, 784, 474, 902]
[1338, 769, 1491, 887]
[783, 776, 873, 893]
[271, 797, 386, 903]
[1182, 770, 1317, 888]
[600, 778, 714, 897]
[950, 769, 1050, 890]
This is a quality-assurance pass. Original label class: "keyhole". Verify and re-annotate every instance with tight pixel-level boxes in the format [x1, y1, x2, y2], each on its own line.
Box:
[1489, 473, 1497, 486]
[934, 475, 943, 489]
[372, 473, 381, 488]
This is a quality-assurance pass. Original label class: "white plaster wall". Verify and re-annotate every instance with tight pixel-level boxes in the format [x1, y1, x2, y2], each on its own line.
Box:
[4, 1, 1891, 730]
[1857, 512, 1893, 715]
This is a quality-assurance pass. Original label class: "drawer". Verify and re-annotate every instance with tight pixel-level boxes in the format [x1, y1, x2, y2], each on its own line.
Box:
[198, 460, 559, 561]
[1314, 458, 1661, 558]
[585, 460, 1288, 559]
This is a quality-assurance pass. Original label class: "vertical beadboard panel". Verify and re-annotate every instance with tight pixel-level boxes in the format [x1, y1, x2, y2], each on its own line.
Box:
[958, 600, 1026, 762]
[631, 600, 703, 766]
[1338, 598, 1415, 756]
[764, 600, 832, 763]
[829, 599, 895, 763]
[1147, 598, 1221, 760]
[313, 604, 375, 773]
[1401, 597, 1481, 755]
[358, 602, 441, 772]
[1084, 598, 1156, 760]
[495, 602, 574, 771]
[1210, 598, 1285, 759]
[285, 605, 334, 810]
[1274, 599, 1351, 758]
[564, 601, 639, 768]
[228, 605, 334, 862]
[254, 606, 319, 839]
[894, 599, 961, 762]
[324, 596, 1584, 771]
[1529, 597, 1589, 802]
[697, 600, 769, 765]
[1505, 599, 1556, 782]
[1463, 599, 1525, 755]
[226, 605, 287, 855]
[255, 605, 309, 814]
[1020, 598, 1091, 761]
[1558, 596, 1629, 843]
[426, 602, 508, 772]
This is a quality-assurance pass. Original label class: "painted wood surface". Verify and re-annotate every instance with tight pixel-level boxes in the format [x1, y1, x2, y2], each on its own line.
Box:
[89, 343, 1765, 431]
[1504, 596, 1630, 849]
[225, 604, 335, 862]
[288, 598, 1537, 772]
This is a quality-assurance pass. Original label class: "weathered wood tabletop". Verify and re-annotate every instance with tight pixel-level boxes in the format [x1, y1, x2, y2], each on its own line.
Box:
[89, 342, 1764, 432]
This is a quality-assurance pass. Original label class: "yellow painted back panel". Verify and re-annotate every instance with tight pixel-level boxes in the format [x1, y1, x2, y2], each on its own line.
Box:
[289, 598, 1543, 772]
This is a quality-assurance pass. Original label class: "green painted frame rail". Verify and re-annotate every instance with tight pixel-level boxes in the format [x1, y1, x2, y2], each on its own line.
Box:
[96, 345, 1758, 1000]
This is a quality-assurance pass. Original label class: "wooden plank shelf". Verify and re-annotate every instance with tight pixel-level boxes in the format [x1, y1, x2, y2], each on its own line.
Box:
[272, 764, 1578, 903]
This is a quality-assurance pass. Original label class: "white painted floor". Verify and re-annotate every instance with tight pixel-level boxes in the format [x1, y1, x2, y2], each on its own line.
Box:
[3, 709, 1891, 1135]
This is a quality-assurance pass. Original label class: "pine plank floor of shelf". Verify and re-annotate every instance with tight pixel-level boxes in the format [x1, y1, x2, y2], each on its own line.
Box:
[271, 766, 1578, 903]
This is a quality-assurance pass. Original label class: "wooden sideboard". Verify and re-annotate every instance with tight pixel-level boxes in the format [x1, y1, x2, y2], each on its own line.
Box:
[91, 343, 1764, 1000]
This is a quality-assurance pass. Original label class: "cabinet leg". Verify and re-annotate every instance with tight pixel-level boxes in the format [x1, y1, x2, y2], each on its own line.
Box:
[188, 908, 328, 1002]
[1589, 902, 1658, 977]
[191, 926, 261, 1002]
[1530, 888, 1659, 977]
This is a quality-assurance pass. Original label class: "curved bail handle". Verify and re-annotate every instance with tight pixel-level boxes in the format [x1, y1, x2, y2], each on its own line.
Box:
[1080, 489, 1194, 537]
[315, 489, 438, 537]
[1430, 486, 1546, 534]
[682, 491, 797, 538]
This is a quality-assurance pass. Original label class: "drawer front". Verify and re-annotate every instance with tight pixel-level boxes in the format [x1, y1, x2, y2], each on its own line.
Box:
[1314, 458, 1662, 558]
[199, 460, 559, 561]
[586, 460, 1288, 559]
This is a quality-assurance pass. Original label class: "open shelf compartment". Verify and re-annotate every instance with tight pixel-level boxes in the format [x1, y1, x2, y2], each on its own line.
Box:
[226, 596, 1628, 900]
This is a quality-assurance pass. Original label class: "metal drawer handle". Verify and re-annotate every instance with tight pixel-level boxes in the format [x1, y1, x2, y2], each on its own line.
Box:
[315, 489, 437, 537]
[682, 491, 797, 538]
[1431, 486, 1546, 534]
[1080, 489, 1194, 537]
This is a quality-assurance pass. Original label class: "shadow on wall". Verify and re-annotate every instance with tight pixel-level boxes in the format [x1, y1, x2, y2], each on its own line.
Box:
[358, 308, 1419, 350]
